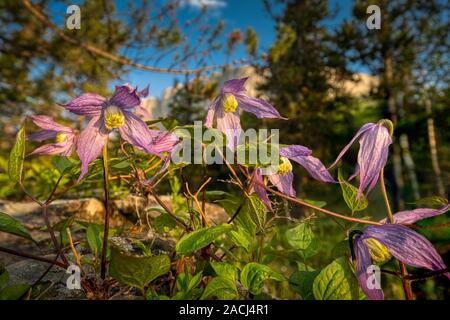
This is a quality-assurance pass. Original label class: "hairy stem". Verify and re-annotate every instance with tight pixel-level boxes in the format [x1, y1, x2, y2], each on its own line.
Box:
[145, 185, 191, 231]
[100, 141, 110, 280]
[42, 204, 69, 266]
[0, 246, 66, 269]
[245, 171, 381, 226]
[19, 181, 68, 267]
[380, 168, 414, 300]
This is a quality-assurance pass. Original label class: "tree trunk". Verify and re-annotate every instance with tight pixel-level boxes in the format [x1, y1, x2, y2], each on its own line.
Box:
[399, 134, 421, 201]
[397, 91, 420, 201]
[425, 95, 446, 197]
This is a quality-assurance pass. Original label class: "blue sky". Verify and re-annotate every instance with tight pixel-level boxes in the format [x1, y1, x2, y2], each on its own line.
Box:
[51, 0, 353, 97]
[126, 0, 353, 97]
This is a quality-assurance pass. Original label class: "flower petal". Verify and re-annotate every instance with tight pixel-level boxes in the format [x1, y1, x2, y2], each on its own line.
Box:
[27, 130, 56, 142]
[357, 124, 392, 197]
[354, 236, 384, 300]
[215, 107, 241, 151]
[380, 204, 450, 225]
[29, 115, 72, 133]
[145, 156, 171, 185]
[222, 77, 248, 94]
[62, 93, 106, 116]
[109, 85, 141, 109]
[119, 111, 160, 154]
[280, 145, 312, 158]
[134, 104, 153, 121]
[204, 98, 219, 128]
[148, 130, 179, 154]
[365, 224, 450, 279]
[139, 85, 150, 98]
[281, 145, 335, 183]
[76, 116, 108, 180]
[328, 123, 376, 170]
[251, 169, 273, 211]
[236, 94, 286, 119]
[290, 155, 337, 183]
[268, 172, 295, 197]
[28, 142, 72, 157]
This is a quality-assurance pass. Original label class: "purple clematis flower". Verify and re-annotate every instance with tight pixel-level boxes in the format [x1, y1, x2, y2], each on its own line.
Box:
[353, 223, 450, 300]
[62, 85, 178, 180]
[205, 77, 286, 151]
[251, 145, 336, 210]
[27, 115, 76, 157]
[329, 122, 392, 198]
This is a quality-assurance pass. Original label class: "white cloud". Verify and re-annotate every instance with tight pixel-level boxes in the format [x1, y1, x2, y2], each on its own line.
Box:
[184, 0, 227, 9]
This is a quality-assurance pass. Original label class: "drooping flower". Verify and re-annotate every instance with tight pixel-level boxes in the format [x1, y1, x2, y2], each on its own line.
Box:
[62, 85, 178, 180]
[251, 145, 336, 210]
[27, 115, 76, 157]
[205, 77, 286, 150]
[329, 122, 392, 198]
[379, 203, 450, 225]
[352, 223, 450, 300]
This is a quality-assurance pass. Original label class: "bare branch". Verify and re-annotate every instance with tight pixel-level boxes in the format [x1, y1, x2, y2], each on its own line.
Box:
[22, 0, 235, 75]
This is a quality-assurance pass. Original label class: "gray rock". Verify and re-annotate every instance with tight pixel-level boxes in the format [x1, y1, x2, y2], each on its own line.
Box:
[0, 198, 128, 262]
[109, 235, 175, 256]
[113, 194, 229, 225]
[0, 198, 107, 227]
[5, 258, 86, 300]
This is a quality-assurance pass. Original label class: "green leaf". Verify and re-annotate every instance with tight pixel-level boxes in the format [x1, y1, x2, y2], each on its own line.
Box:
[244, 194, 267, 233]
[338, 169, 368, 212]
[0, 284, 30, 300]
[146, 117, 179, 131]
[313, 257, 359, 300]
[285, 222, 315, 250]
[109, 158, 131, 170]
[0, 269, 9, 289]
[109, 247, 170, 290]
[227, 228, 251, 252]
[0, 212, 34, 242]
[86, 224, 103, 256]
[52, 156, 76, 175]
[240, 262, 285, 295]
[153, 212, 177, 234]
[296, 262, 316, 272]
[302, 199, 327, 208]
[410, 196, 448, 208]
[41, 216, 76, 232]
[331, 240, 351, 259]
[176, 272, 203, 293]
[200, 277, 237, 300]
[176, 224, 232, 255]
[131, 240, 152, 256]
[205, 190, 227, 200]
[8, 125, 26, 183]
[290, 270, 320, 300]
[218, 196, 256, 237]
[210, 261, 239, 282]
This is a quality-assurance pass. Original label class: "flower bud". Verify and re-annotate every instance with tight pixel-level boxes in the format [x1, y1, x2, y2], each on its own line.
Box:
[377, 119, 394, 137]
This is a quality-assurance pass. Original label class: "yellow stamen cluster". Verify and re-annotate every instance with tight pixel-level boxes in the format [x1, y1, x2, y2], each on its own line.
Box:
[104, 106, 125, 130]
[277, 157, 293, 175]
[222, 93, 238, 113]
[364, 238, 392, 265]
[56, 133, 67, 143]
